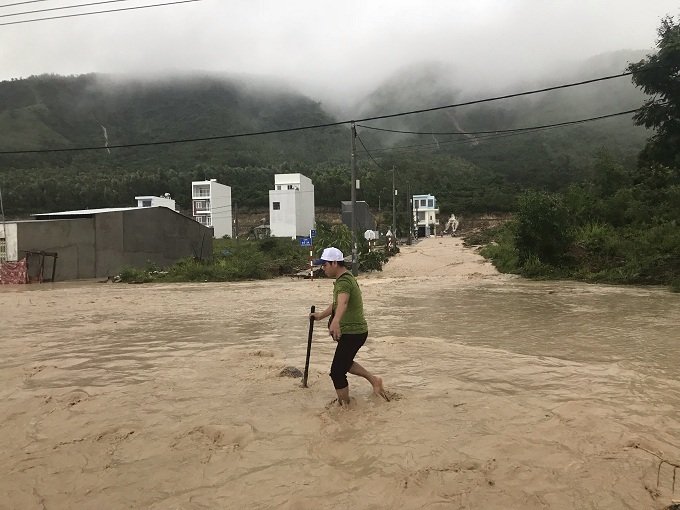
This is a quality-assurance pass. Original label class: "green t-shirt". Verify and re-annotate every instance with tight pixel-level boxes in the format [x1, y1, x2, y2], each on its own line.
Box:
[333, 272, 368, 334]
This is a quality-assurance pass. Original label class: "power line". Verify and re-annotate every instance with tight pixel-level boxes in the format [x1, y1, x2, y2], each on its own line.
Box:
[355, 133, 389, 172]
[365, 127, 573, 155]
[0, 68, 656, 155]
[0, 0, 48, 8]
[355, 69, 652, 124]
[0, 0, 201, 26]
[356, 108, 639, 136]
[0, 0, 137, 18]
[357, 107, 643, 156]
[0, 120, 349, 154]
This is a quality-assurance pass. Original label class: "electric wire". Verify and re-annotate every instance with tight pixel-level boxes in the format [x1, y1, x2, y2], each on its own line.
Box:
[0, 0, 201, 26]
[0, 0, 48, 8]
[355, 108, 639, 136]
[369, 102, 668, 156]
[355, 133, 389, 172]
[1, 0, 138, 18]
[366, 127, 569, 156]
[0, 68, 660, 155]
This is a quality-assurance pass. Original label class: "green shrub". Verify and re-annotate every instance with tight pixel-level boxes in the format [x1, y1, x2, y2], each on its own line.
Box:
[313, 222, 352, 256]
[479, 241, 520, 274]
[515, 190, 572, 265]
[359, 250, 388, 272]
[520, 255, 553, 278]
[118, 266, 153, 283]
[670, 278, 680, 293]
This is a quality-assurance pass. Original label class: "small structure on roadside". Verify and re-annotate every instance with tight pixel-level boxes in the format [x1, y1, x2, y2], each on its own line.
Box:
[341, 201, 375, 233]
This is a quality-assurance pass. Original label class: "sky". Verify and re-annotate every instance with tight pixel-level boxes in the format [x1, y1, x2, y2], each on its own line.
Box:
[0, 0, 677, 104]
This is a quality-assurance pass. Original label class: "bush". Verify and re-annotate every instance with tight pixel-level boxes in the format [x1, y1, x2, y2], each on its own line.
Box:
[118, 266, 153, 283]
[670, 278, 680, 293]
[515, 190, 572, 265]
[463, 222, 520, 274]
[479, 241, 520, 274]
[520, 255, 553, 278]
[313, 222, 352, 257]
[359, 250, 388, 272]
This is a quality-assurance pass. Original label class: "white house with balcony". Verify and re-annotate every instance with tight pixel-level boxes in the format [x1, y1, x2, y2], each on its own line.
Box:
[269, 173, 315, 238]
[412, 193, 439, 237]
[135, 193, 176, 210]
[192, 179, 232, 238]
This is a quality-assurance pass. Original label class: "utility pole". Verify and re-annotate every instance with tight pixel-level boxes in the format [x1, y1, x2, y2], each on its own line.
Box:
[234, 202, 239, 241]
[0, 183, 5, 225]
[350, 122, 358, 276]
[0, 183, 6, 263]
[0, 183, 6, 243]
[391, 166, 396, 237]
[406, 181, 412, 246]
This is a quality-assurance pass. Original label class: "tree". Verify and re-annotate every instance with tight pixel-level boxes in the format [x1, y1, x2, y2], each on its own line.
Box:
[628, 16, 680, 167]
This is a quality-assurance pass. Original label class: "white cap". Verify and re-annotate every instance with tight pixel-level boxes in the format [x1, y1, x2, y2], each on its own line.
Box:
[314, 247, 344, 265]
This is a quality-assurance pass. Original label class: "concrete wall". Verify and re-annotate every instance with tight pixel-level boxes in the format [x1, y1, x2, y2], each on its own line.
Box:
[209, 181, 232, 238]
[270, 173, 315, 237]
[16, 218, 95, 280]
[269, 190, 297, 238]
[11, 208, 212, 281]
[95, 207, 212, 277]
[0, 223, 19, 261]
[296, 175, 315, 237]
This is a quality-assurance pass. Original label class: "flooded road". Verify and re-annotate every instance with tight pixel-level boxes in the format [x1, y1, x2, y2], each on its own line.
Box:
[1, 237, 679, 509]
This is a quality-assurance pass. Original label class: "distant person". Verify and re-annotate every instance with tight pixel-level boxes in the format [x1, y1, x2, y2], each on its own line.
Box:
[310, 247, 387, 405]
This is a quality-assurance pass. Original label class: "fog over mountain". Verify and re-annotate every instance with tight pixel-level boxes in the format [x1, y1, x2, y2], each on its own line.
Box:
[0, 0, 677, 107]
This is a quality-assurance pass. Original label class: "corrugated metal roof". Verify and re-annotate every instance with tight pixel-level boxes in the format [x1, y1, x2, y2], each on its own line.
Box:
[32, 207, 138, 217]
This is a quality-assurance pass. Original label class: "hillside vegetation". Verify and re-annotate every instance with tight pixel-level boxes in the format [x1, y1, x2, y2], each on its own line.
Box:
[471, 18, 680, 291]
[0, 50, 652, 222]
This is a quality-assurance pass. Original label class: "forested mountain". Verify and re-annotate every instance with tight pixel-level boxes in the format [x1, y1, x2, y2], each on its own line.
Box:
[0, 50, 654, 218]
[353, 51, 650, 187]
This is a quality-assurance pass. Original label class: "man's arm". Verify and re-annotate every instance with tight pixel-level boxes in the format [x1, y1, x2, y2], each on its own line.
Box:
[311, 304, 332, 321]
[328, 292, 349, 341]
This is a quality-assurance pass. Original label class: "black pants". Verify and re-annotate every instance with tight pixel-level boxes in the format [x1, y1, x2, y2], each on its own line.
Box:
[329, 332, 368, 389]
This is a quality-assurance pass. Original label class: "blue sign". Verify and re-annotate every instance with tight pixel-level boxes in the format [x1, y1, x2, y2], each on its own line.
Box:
[300, 237, 312, 247]
[310, 229, 317, 238]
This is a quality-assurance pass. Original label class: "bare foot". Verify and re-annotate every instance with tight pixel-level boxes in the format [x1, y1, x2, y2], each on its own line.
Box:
[372, 376, 389, 401]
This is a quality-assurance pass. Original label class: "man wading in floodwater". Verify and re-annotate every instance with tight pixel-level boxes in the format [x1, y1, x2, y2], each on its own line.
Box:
[310, 247, 387, 405]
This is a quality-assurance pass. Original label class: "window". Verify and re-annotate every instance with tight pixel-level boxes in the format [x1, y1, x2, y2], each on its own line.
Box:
[142, 200, 152, 207]
[273, 202, 281, 210]
[421, 199, 427, 207]
[276, 185, 282, 190]
[0, 238, 6, 263]
[194, 200, 209, 210]
[427, 199, 434, 208]
[193, 185, 210, 197]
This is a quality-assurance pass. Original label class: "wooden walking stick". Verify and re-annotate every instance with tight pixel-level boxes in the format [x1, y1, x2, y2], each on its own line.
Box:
[303, 305, 315, 388]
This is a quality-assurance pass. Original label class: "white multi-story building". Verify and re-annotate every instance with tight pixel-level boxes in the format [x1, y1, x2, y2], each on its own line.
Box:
[412, 193, 439, 237]
[269, 173, 315, 238]
[135, 193, 176, 210]
[192, 179, 232, 238]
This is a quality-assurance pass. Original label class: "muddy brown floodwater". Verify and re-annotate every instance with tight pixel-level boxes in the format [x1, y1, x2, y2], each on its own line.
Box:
[1, 237, 679, 509]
